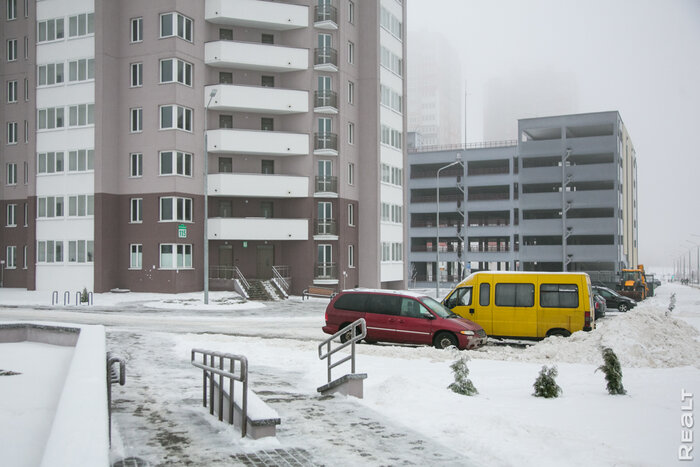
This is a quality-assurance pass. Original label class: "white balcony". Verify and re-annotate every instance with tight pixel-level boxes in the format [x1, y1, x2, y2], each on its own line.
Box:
[207, 129, 309, 156]
[205, 0, 308, 30]
[205, 85, 308, 115]
[208, 173, 308, 198]
[208, 218, 309, 241]
[205, 41, 308, 72]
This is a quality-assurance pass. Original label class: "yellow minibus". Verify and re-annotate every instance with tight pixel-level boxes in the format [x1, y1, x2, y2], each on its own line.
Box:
[442, 271, 595, 339]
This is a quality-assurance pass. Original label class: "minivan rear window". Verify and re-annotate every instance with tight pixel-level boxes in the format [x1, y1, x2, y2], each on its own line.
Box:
[333, 293, 367, 311]
[495, 283, 535, 307]
[540, 284, 579, 308]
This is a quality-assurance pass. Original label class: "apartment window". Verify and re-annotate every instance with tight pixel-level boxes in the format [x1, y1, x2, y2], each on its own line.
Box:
[130, 62, 142, 87]
[380, 46, 403, 77]
[348, 244, 355, 268]
[7, 122, 17, 144]
[38, 106, 65, 129]
[7, 80, 17, 102]
[348, 162, 354, 186]
[380, 6, 403, 40]
[23, 161, 27, 184]
[348, 203, 355, 226]
[261, 201, 273, 219]
[262, 160, 274, 174]
[130, 17, 143, 43]
[7, 39, 17, 61]
[380, 85, 403, 113]
[23, 77, 27, 100]
[219, 157, 232, 173]
[22, 203, 26, 226]
[23, 245, 27, 268]
[261, 117, 274, 131]
[347, 122, 354, 144]
[6, 163, 17, 185]
[160, 58, 192, 86]
[68, 13, 94, 38]
[130, 153, 143, 177]
[23, 120, 27, 143]
[130, 107, 142, 132]
[67, 240, 93, 263]
[7, 0, 16, 20]
[380, 124, 402, 149]
[6, 203, 17, 226]
[6, 246, 16, 269]
[347, 41, 354, 64]
[68, 149, 94, 172]
[261, 75, 274, 87]
[37, 240, 63, 263]
[37, 18, 64, 43]
[68, 194, 94, 217]
[68, 103, 94, 127]
[347, 80, 354, 104]
[37, 196, 63, 218]
[348, 1, 354, 24]
[219, 72, 232, 84]
[159, 151, 192, 176]
[160, 197, 192, 222]
[24, 35, 28, 59]
[130, 198, 142, 223]
[261, 33, 274, 44]
[219, 114, 233, 128]
[160, 105, 192, 131]
[130, 244, 142, 269]
[37, 152, 64, 174]
[159, 244, 192, 269]
[160, 12, 193, 42]
[68, 58, 94, 82]
[37, 62, 64, 86]
[219, 28, 233, 41]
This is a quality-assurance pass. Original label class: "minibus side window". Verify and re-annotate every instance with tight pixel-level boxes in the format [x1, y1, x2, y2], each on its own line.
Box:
[540, 284, 579, 308]
[479, 283, 490, 306]
[495, 283, 534, 307]
[445, 287, 472, 309]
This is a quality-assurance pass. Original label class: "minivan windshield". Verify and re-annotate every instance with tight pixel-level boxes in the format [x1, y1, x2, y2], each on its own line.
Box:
[421, 296, 457, 318]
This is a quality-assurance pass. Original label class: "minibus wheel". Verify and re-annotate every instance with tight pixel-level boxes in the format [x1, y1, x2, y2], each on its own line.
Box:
[546, 329, 571, 338]
[434, 332, 457, 349]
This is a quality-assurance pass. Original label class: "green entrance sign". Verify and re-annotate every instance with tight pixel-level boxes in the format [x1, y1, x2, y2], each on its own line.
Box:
[243, 241, 248, 248]
[178, 224, 187, 238]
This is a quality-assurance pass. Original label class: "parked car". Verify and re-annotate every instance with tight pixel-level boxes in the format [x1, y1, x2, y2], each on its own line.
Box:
[322, 289, 487, 350]
[591, 285, 637, 313]
[593, 293, 607, 319]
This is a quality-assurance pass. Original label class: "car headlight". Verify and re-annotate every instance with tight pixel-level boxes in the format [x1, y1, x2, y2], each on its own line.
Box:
[460, 330, 475, 336]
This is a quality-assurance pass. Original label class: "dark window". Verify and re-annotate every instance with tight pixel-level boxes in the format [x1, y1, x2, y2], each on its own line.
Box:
[218, 157, 232, 173]
[367, 294, 401, 315]
[261, 160, 274, 174]
[495, 283, 534, 307]
[219, 114, 233, 128]
[334, 293, 367, 311]
[261, 201, 273, 218]
[261, 33, 274, 44]
[479, 283, 490, 306]
[261, 75, 274, 87]
[219, 28, 233, 40]
[261, 117, 273, 131]
[445, 287, 471, 309]
[219, 72, 233, 84]
[400, 298, 429, 319]
[218, 200, 232, 217]
[540, 284, 579, 308]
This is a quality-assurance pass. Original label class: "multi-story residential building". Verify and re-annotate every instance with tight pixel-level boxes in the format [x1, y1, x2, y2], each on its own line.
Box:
[408, 111, 638, 288]
[0, 0, 407, 294]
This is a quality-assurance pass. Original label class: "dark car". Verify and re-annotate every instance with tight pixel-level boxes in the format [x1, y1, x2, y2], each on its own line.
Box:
[592, 285, 637, 313]
[593, 293, 607, 319]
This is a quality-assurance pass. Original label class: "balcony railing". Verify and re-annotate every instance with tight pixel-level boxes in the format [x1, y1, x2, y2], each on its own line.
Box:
[314, 90, 338, 109]
[411, 194, 463, 203]
[315, 262, 337, 280]
[315, 218, 337, 236]
[467, 192, 510, 201]
[410, 168, 463, 179]
[315, 175, 338, 193]
[314, 4, 338, 24]
[314, 132, 338, 151]
[314, 47, 338, 67]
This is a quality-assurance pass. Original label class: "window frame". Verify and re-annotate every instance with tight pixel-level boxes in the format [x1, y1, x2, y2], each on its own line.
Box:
[159, 104, 193, 132]
[159, 196, 193, 222]
[159, 57, 193, 86]
[37, 18, 64, 43]
[348, 244, 355, 268]
[7, 38, 17, 61]
[67, 13, 95, 39]
[7, 79, 17, 103]
[130, 197, 143, 223]
[6, 245, 17, 269]
[6, 203, 17, 227]
[159, 150, 193, 177]
[130, 243, 143, 269]
[130, 17, 143, 43]
[130, 152, 143, 177]
[159, 12, 193, 42]
[130, 107, 143, 133]
[7, 0, 16, 20]
[348, 202, 355, 226]
[6, 162, 17, 185]
[7, 121, 17, 144]
[347, 40, 354, 64]
[495, 283, 535, 308]
[130, 62, 143, 87]
[159, 243, 193, 270]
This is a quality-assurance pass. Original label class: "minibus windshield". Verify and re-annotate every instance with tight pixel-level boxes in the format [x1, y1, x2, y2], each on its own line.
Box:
[421, 296, 457, 318]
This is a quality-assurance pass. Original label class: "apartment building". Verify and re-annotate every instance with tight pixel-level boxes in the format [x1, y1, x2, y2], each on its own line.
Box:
[0, 0, 407, 294]
[408, 111, 638, 287]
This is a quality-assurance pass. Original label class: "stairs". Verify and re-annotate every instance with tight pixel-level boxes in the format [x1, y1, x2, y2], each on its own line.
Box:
[246, 280, 282, 301]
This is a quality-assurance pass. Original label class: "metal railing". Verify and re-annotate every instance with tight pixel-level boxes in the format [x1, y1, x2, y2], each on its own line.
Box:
[233, 266, 250, 290]
[315, 175, 338, 193]
[272, 265, 290, 295]
[314, 47, 338, 67]
[210, 265, 235, 280]
[409, 139, 518, 153]
[315, 218, 337, 236]
[315, 261, 337, 280]
[191, 349, 249, 438]
[106, 352, 126, 445]
[314, 132, 338, 151]
[314, 90, 338, 109]
[318, 318, 366, 384]
[314, 3, 338, 24]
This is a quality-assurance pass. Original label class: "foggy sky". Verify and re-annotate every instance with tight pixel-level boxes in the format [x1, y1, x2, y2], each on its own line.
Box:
[407, 0, 700, 270]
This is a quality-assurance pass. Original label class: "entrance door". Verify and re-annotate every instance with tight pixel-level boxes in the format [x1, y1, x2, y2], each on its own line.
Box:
[218, 245, 233, 279]
[256, 245, 274, 279]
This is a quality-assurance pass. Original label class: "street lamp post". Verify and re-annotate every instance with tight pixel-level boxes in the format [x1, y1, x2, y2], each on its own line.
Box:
[203, 88, 218, 305]
[436, 153, 463, 298]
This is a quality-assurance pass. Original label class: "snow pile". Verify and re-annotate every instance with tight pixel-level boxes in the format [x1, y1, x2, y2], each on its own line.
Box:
[477, 303, 700, 368]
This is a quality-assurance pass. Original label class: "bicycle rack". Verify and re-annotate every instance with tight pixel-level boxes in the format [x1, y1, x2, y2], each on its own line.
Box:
[106, 352, 126, 445]
[51, 290, 58, 305]
[63, 291, 70, 305]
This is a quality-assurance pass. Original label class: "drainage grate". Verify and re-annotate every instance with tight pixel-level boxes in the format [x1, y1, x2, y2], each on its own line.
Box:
[230, 448, 318, 466]
[112, 457, 150, 467]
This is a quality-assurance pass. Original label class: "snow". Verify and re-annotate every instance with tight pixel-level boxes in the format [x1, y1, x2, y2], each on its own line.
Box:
[0, 281, 698, 465]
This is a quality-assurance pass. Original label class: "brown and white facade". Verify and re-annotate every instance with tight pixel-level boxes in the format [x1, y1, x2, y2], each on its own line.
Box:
[0, 0, 407, 294]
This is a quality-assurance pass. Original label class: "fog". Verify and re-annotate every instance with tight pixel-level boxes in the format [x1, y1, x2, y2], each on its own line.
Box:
[407, 0, 700, 269]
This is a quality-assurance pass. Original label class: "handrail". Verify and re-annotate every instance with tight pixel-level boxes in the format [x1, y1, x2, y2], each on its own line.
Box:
[408, 139, 518, 153]
[318, 318, 366, 384]
[271, 265, 289, 293]
[233, 266, 250, 290]
[191, 348, 248, 438]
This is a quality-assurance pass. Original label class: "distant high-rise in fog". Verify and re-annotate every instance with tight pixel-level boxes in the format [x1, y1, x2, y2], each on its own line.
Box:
[482, 70, 579, 141]
[408, 32, 463, 147]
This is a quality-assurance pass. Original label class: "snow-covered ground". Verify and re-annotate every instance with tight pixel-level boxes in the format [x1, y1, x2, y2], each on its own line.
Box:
[0, 282, 698, 466]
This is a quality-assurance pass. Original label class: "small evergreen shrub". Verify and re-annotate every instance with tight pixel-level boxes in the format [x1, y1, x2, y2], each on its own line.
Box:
[447, 356, 478, 396]
[596, 347, 627, 395]
[80, 287, 89, 303]
[533, 365, 562, 398]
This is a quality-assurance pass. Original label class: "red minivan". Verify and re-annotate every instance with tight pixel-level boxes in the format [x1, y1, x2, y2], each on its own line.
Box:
[322, 289, 487, 350]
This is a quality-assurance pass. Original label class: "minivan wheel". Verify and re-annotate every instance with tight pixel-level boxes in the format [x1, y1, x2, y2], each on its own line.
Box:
[339, 323, 352, 343]
[618, 303, 629, 313]
[434, 332, 458, 349]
